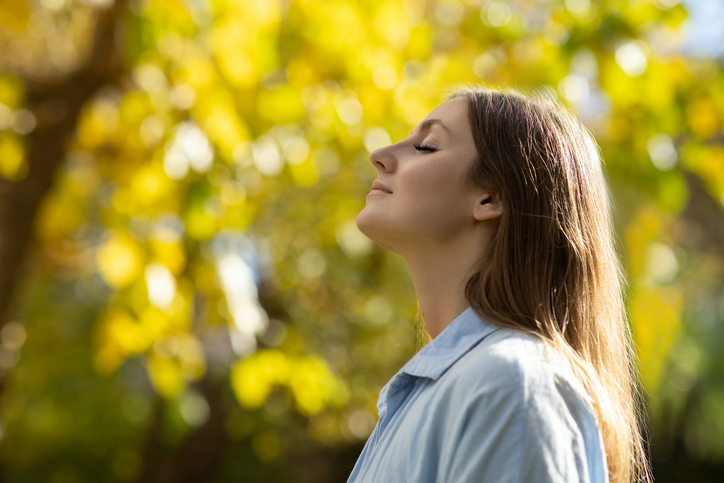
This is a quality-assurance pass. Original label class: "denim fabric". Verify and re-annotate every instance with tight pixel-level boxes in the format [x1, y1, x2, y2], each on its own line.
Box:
[346, 306, 609, 483]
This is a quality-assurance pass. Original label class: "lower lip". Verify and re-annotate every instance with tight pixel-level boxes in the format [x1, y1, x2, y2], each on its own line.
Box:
[367, 189, 391, 196]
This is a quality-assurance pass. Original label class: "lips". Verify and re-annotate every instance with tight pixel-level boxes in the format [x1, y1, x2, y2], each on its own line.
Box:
[371, 181, 392, 193]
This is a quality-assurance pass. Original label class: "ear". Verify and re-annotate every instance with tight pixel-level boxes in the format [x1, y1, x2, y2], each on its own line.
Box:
[472, 191, 503, 221]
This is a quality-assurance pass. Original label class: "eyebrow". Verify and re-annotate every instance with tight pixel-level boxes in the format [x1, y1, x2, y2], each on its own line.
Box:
[411, 118, 450, 135]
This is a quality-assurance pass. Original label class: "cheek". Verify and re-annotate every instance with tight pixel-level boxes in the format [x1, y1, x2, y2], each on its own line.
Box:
[398, 164, 470, 229]
[400, 162, 465, 205]
[401, 162, 444, 188]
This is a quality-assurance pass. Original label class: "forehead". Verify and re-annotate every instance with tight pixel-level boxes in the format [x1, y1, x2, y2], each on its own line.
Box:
[420, 98, 471, 140]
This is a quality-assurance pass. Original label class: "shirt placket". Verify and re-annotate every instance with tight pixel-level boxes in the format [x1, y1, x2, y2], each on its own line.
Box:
[376, 373, 415, 444]
[354, 374, 417, 482]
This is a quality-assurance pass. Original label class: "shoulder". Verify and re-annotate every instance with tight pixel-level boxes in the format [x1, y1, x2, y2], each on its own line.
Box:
[433, 328, 608, 483]
[445, 329, 554, 387]
[443, 328, 593, 414]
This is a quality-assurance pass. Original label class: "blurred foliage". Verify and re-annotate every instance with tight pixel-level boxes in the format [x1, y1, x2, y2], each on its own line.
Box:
[0, 0, 723, 482]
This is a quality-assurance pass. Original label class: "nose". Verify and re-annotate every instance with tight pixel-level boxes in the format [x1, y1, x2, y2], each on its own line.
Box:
[369, 146, 395, 172]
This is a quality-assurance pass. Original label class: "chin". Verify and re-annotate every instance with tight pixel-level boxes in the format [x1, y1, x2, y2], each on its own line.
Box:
[356, 212, 404, 254]
[356, 209, 378, 240]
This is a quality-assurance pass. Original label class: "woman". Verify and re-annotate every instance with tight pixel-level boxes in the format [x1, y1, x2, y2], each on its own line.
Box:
[349, 86, 652, 483]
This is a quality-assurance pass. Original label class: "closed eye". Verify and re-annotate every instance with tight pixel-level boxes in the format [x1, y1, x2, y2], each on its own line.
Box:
[414, 143, 437, 152]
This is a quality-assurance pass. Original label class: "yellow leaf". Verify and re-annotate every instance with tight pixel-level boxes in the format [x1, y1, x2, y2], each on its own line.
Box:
[93, 344, 125, 375]
[185, 204, 217, 241]
[230, 350, 291, 409]
[149, 240, 187, 276]
[0, 75, 24, 108]
[630, 285, 683, 393]
[76, 98, 119, 148]
[237, 0, 283, 26]
[289, 159, 319, 187]
[687, 97, 720, 139]
[624, 208, 663, 279]
[256, 85, 305, 124]
[119, 91, 154, 126]
[200, 100, 250, 160]
[0, 133, 26, 181]
[96, 232, 144, 289]
[287, 58, 318, 87]
[407, 26, 431, 60]
[107, 310, 151, 354]
[93, 309, 149, 374]
[147, 354, 186, 399]
[138, 305, 173, 342]
[130, 163, 174, 201]
[178, 56, 217, 92]
[289, 355, 348, 415]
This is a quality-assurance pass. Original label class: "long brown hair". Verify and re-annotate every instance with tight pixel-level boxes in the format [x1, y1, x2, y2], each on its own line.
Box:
[449, 85, 652, 483]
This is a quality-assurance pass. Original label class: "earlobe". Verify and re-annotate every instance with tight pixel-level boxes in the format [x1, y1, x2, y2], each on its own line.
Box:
[473, 193, 503, 221]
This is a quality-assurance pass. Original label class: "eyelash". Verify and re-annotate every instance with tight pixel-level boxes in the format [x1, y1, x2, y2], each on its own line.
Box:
[414, 143, 437, 152]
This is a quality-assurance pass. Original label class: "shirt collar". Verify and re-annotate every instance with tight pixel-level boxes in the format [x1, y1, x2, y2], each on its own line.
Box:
[400, 305, 499, 381]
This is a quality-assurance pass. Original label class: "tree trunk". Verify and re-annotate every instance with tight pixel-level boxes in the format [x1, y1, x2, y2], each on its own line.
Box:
[0, 0, 128, 330]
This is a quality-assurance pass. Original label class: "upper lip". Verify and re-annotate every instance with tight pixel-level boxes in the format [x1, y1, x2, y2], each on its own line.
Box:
[372, 181, 392, 193]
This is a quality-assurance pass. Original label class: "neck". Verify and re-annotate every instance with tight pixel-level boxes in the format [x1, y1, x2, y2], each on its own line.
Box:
[403, 233, 487, 339]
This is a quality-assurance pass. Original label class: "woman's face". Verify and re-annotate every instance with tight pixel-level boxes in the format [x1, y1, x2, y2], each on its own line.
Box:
[356, 97, 486, 254]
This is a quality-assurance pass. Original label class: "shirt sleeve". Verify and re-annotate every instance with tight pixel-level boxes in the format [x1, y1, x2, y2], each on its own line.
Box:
[445, 367, 606, 483]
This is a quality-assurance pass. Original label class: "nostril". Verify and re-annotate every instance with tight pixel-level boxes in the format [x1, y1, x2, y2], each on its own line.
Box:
[369, 148, 395, 173]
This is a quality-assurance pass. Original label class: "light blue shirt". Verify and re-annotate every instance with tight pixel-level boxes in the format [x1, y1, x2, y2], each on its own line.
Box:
[347, 306, 609, 483]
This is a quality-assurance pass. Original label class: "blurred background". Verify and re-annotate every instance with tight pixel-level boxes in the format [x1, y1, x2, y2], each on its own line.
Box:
[0, 0, 722, 481]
